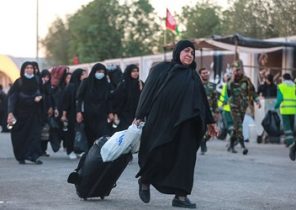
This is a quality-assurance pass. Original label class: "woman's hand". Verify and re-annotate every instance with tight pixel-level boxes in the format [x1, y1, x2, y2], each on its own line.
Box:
[207, 123, 219, 137]
[34, 95, 42, 102]
[76, 112, 83, 123]
[108, 113, 114, 123]
[7, 113, 16, 125]
[133, 118, 143, 126]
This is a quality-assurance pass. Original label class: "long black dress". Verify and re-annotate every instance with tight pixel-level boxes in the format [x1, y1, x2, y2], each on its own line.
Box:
[62, 69, 85, 154]
[135, 61, 214, 195]
[111, 64, 144, 131]
[76, 63, 113, 146]
[8, 64, 43, 162]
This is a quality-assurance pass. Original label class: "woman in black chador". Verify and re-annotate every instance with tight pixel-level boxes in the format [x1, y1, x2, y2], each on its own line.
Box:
[7, 61, 43, 164]
[61, 68, 86, 159]
[76, 63, 114, 147]
[111, 64, 144, 131]
[134, 40, 218, 208]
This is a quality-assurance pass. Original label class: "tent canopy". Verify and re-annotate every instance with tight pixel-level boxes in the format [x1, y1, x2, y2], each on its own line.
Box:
[164, 34, 296, 53]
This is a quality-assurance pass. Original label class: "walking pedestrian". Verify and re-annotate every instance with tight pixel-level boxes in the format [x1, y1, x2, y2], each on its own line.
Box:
[274, 73, 296, 160]
[7, 61, 43, 164]
[134, 40, 218, 208]
[111, 64, 144, 131]
[198, 67, 219, 155]
[76, 63, 114, 147]
[61, 68, 87, 159]
[226, 60, 261, 154]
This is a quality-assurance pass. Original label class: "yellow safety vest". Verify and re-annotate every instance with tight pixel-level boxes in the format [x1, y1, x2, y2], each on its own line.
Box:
[278, 83, 296, 115]
[218, 84, 231, 112]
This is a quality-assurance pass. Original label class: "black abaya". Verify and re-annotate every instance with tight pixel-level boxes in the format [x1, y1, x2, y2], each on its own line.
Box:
[135, 61, 214, 195]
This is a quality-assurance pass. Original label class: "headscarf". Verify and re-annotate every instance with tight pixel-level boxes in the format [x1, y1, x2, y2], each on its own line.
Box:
[41, 69, 51, 79]
[70, 68, 85, 92]
[87, 63, 107, 89]
[123, 64, 139, 80]
[172, 40, 196, 69]
[19, 61, 38, 94]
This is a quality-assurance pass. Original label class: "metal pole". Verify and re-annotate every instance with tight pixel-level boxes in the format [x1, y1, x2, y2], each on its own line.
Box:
[36, 0, 39, 62]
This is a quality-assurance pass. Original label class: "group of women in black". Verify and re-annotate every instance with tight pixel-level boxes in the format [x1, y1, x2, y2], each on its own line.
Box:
[7, 61, 144, 164]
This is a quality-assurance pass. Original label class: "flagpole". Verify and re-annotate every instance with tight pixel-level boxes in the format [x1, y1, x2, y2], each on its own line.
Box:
[164, 28, 167, 61]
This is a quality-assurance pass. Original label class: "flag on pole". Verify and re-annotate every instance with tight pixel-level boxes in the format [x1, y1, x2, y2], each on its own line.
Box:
[166, 9, 179, 35]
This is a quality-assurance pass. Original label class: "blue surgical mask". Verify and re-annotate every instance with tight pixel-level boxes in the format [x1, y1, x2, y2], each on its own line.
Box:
[95, 72, 105, 80]
[24, 73, 34, 79]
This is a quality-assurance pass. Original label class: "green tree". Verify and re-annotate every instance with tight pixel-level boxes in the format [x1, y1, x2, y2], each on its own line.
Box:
[41, 18, 70, 65]
[67, 0, 124, 63]
[221, 0, 279, 38]
[180, 3, 222, 39]
[271, 0, 296, 37]
[120, 0, 161, 56]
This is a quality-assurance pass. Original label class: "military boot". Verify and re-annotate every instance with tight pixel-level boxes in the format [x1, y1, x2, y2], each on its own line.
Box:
[239, 138, 248, 155]
[227, 137, 237, 153]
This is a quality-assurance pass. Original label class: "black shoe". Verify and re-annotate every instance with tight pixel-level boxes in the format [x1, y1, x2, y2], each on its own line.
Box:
[289, 143, 296, 161]
[138, 179, 150, 203]
[242, 148, 248, 155]
[18, 160, 26, 164]
[41, 152, 50, 157]
[172, 197, 196, 209]
[67, 171, 81, 184]
[33, 159, 43, 165]
[26, 159, 43, 165]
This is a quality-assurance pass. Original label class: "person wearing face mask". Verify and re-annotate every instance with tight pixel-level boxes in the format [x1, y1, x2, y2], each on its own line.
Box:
[225, 60, 261, 154]
[111, 64, 144, 132]
[133, 40, 218, 209]
[7, 61, 43, 165]
[76, 63, 114, 147]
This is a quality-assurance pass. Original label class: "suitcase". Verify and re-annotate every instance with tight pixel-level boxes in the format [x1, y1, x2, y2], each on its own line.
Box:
[67, 136, 132, 200]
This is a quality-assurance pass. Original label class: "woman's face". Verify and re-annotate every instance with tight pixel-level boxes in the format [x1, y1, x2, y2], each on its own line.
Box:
[80, 71, 87, 80]
[24, 65, 34, 75]
[65, 74, 72, 84]
[179, 47, 194, 66]
[130, 68, 139, 79]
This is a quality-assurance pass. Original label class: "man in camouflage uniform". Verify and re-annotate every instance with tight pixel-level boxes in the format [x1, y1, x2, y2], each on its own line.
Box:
[225, 61, 261, 155]
[199, 67, 219, 155]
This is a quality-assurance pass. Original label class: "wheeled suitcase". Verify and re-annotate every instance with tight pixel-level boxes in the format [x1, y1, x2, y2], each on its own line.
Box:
[67, 136, 132, 200]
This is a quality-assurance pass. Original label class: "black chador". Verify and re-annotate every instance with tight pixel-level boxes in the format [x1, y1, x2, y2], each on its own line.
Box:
[136, 58, 214, 195]
[8, 61, 43, 163]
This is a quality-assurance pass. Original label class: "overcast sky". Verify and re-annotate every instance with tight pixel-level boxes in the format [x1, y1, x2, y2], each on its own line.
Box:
[0, 0, 226, 58]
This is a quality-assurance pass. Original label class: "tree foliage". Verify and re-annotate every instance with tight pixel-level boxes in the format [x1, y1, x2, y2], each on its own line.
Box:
[41, 18, 70, 65]
[41, 0, 296, 65]
[180, 3, 222, 39]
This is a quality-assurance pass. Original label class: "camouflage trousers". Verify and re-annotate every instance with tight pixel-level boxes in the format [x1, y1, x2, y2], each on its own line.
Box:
[230, 108, 247, 149]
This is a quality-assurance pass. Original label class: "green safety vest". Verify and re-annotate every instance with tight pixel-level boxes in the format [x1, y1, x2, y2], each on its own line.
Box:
[218, 84, 231, 112]
[278, 83, 296, 115]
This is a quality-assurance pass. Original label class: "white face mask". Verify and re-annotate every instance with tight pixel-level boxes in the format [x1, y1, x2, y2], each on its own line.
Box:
[24, 73, 34, 79]
[95, 72, 105, 80]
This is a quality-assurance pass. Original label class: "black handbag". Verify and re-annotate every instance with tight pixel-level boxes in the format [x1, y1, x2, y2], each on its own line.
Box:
[74, 123, 89, 153]
[261, 110, 281, 137]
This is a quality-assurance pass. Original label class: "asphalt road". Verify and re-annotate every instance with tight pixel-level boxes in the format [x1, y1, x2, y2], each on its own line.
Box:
[0, 132, 296, 210]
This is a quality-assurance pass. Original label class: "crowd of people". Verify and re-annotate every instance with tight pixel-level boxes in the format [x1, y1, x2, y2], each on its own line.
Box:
[0, 39, 296, 209]
[2, 61, 144, 164]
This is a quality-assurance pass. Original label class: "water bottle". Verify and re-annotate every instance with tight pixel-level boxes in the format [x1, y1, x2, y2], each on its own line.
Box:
[7, 119, 17, 130]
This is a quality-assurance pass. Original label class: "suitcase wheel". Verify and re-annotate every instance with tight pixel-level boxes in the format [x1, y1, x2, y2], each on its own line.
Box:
[100, 196, 105, 200]
[83, 198, 87, 201]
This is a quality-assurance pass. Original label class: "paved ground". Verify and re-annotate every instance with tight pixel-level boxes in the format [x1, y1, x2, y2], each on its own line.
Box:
[0, 132, 296, 210]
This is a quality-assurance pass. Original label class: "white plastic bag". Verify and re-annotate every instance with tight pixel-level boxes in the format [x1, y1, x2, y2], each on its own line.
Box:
[100, 130, 126, 162]
[100, 123, 144, 162]
[124, 123, 143, 153]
